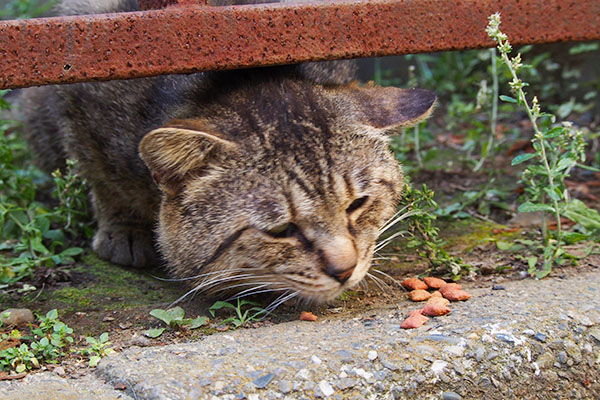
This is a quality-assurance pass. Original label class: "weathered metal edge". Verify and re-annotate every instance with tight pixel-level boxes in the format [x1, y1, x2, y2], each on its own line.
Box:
[1, 0, 599, 89]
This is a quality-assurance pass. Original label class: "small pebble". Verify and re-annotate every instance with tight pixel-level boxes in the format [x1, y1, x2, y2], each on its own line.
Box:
[478, 377, 491, 388]
[311, 355, 322, 365]
[475, 346, 486, 362]
[0, 308, 34, 327]
[373, 370, 387, 381]
[129, 334, 152, 347]
[534, 333, 547, 342]
[589, 328, 600, 343]
[295, 369, 310, 380]
[278, 380, 292, 394]
[253, 373, 274, 389]
[496, 333, 516, 344]
[318, 380, 334, 397]
[491, 285, 505, 290]
[381, 360, 399, 371]
[336, 350, 354, 362]
[443, 345, 465, 357]
[335, 378, 356, 390]
[442, 391, 462, 400]
[431, 360, 447, 375]
[453, 359, 465, 376]
[367, 350, 378, 361]
[355, 368, 375, 383]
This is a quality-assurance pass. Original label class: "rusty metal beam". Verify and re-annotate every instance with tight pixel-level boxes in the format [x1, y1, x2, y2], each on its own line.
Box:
[139, 0, 206, 9]
[1, 0, 599, 89]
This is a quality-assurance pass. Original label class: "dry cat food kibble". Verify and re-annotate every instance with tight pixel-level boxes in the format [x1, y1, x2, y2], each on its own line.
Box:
[400, 309, 429, 329]
[422, 296, 451, 316]
[400, 277, 473, 329]
[439, 283, 462, 295]
[407, 289, 432, 302]
[401, 278, 428, 291]
[441, 288, 472, 301]
[423, 276, 447, 289]
[439, 283, 471, 301]
[299, 311, 318, 321]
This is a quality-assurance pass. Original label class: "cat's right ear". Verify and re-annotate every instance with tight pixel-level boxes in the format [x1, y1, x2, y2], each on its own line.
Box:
[139, 119, 236, 194]
[327, 84, 436, 135]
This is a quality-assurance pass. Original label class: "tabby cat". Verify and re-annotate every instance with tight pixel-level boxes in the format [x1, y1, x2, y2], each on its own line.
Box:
[21, 0, 435, 302]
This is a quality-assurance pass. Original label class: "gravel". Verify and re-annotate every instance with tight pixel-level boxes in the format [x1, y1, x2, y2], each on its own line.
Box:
[1, 270, 599, 399]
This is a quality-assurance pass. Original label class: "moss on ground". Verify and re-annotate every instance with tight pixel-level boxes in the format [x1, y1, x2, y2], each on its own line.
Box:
[1, 253, 186, 313]
[440, 218, 521, 252]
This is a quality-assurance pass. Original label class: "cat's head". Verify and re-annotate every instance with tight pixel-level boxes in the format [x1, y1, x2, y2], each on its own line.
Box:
[139, 76, 435, 303]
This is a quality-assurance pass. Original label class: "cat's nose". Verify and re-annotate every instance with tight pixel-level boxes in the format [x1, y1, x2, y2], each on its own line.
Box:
[321, 236, 357, 284]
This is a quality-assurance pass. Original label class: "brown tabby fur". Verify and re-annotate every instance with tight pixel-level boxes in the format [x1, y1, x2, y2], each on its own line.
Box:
[20, 0, 435, 302]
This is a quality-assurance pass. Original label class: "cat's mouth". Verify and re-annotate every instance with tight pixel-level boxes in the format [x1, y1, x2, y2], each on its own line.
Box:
[280, 252, 374, 303]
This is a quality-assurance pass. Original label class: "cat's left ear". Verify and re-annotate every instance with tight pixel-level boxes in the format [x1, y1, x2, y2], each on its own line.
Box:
[139, 119, 236, 194]
[328, 84, 436, 135]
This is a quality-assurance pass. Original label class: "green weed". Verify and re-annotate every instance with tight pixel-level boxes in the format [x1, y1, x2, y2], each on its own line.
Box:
[378, 183, 472, 280]
[80, 332, 115, 367]
[0, 0, 55, 20]
[209, 299, 268, 328]
[0, 92, 90, 285]
[144, 306, 208, 338]
[488, 13, 600, 277]
[0, 309, 73, 373]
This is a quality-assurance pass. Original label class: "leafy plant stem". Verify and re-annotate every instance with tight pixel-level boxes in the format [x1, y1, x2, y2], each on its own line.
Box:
[474, 47, 499, 174]
[7, 212, 37, 258]
[414, 124, 422, 167]
[501, 50, 562, 258]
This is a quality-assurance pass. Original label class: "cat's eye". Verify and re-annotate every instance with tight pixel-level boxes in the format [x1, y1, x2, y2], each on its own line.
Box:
[265, 222, 294, 238]
[346, 196, 368, 213]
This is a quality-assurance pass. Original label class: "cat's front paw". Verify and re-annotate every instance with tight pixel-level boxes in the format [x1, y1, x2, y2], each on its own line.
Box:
[93, 227, 158, 268]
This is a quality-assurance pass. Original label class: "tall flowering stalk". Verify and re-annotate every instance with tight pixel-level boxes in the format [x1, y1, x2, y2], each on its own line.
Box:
[487, 13, 587, 277]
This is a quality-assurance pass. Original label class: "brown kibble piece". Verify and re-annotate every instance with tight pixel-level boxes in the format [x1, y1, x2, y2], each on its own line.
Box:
[400, 309, 429, 329]
[422, 297, 451, 316]
[423, 277, 447, 289]
[407, 289, 432, 302]
[439, 283, 462, 296]
[300, 311, 318, 321]
[431, 291, 442, 298]
[401, 278, 428, 291]
[442, 289, 472, 301]
[426, 296, 450, 307]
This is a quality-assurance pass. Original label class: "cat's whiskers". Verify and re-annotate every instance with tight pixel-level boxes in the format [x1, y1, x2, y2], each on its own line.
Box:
[358, 279, 368, 290]
[375, 207, 423, 252]
[227, 286, 294, 302]
[149, 267, 262, 282]
[169, 273, 260, 305]
[365, 271, 389, 292]
[378, 205, 411, 235]
[370, 268, 401, 286]
[372, 256, 393, 261]
[195, 273, 258, 292]
[265, 290, 300, 314]
[374, 229, 410, 252]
